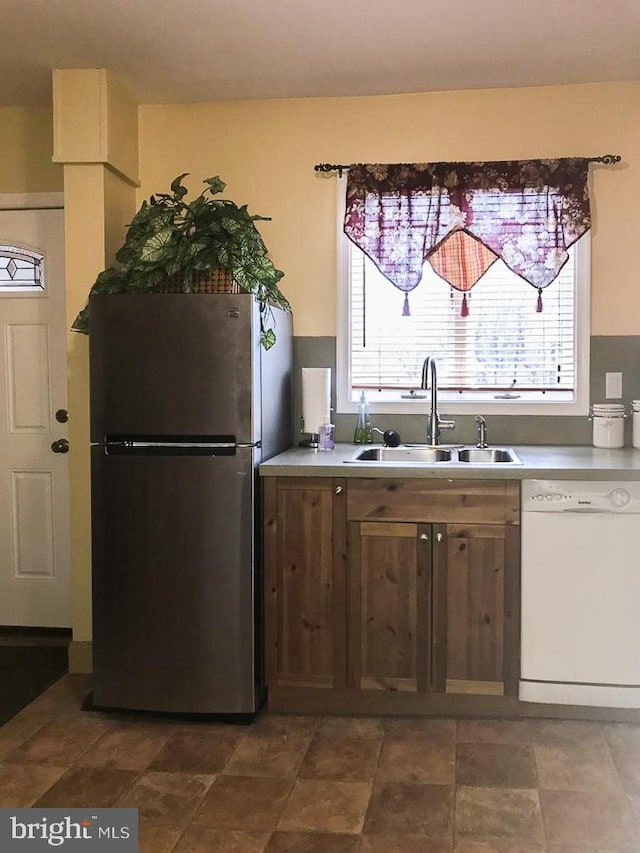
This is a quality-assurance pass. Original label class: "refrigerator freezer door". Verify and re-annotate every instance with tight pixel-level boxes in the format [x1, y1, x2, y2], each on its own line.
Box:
[89, 294, 261, 442]
[91, 446, 259, 714]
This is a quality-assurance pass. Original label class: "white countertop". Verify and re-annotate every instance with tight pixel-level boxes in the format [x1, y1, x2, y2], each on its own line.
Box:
[260, 443, 640, 480]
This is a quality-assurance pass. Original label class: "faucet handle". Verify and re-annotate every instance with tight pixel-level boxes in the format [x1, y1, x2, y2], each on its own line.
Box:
[439, 419, 456, 431]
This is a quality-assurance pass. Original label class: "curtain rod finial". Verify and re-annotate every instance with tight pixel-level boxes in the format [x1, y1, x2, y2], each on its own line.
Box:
[314, 163, 349, 177]
[591, 154, 621, 165]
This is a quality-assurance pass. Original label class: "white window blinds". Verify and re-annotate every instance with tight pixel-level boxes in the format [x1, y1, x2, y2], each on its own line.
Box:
[350, 242, 576, 398]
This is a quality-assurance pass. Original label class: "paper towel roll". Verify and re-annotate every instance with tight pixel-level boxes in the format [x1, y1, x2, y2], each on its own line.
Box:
[301, 368, 331, 435]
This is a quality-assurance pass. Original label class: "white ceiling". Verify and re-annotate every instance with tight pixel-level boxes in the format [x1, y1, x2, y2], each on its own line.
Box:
[3, 0, 640, 107]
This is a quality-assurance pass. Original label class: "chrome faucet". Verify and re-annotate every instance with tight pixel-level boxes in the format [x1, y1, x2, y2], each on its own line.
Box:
[475, 415, 488, 448]
[420, 356, 455, 445]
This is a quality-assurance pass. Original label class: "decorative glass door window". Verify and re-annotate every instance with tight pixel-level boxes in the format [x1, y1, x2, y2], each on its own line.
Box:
[0, 246, 45, 293]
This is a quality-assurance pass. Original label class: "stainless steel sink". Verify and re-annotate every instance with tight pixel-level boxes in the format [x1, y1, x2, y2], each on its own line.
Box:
[348, 445, 521, 465]
[353, 446, 453, 463]
[457, 447, 520, 463]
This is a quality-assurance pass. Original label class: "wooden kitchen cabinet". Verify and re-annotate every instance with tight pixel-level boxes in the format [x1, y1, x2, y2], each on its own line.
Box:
[346, 478, 520, 699]
[263, 476, 347, 690]
[432, 522, 520, 697]
[348, 520, 432, 692]
[264, 475, 520, 713]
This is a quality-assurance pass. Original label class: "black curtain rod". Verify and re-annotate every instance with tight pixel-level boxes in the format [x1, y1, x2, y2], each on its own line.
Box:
[314, 155, 622, 176]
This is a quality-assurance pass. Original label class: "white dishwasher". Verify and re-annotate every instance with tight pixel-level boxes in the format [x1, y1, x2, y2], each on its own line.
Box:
[521, 479, 640, 709]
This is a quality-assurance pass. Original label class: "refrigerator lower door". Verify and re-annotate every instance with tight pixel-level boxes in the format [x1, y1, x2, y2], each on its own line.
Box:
[91, 446, 259, 714]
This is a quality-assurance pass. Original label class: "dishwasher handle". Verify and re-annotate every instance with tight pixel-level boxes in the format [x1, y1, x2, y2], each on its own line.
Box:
[561, 507, 612, 514]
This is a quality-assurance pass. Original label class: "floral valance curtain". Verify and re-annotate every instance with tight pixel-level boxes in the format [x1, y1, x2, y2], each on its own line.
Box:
[343, 159, 591, 314]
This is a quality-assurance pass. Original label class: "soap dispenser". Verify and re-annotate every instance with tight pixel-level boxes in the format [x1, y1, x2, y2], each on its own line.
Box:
[353, 391, 373, 444]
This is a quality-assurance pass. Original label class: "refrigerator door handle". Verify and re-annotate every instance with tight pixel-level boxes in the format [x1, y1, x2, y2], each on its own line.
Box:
[123, 441, 238, 449]
[102, 441, 247, 457]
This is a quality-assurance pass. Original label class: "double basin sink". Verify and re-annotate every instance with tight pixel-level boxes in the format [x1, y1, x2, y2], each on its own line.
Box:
[348, 446, 521, 465]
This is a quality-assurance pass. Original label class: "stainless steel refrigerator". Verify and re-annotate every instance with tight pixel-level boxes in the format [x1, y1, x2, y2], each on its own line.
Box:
[89, 293, 292, 714]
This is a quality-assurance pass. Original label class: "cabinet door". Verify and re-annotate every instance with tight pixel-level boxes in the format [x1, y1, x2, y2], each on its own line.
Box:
[348, 521, 431, 692]
[433, 523, 512, 696]
[264, 477, 346, 689]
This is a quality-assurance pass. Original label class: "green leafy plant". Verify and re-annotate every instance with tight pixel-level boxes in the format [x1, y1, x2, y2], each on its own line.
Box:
[72, 174, 290, 348]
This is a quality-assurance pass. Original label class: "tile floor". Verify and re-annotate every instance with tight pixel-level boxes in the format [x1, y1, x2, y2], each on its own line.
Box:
[1, 675, 640, 852]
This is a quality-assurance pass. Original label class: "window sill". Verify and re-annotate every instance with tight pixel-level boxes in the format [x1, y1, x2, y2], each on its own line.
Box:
[337, 394, 589, 417]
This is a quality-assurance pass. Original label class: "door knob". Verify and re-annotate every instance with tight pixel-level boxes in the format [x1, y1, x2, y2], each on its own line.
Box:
[51, 438, 70, 454]
[55, 409, 69, 423]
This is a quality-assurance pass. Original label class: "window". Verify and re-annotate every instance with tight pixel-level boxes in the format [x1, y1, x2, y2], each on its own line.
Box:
[0, 245, 45, 293]
[337, 180, 590, 417]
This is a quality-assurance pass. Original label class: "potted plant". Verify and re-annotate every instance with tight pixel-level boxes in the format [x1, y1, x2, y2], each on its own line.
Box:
[72, 174, 291, 348]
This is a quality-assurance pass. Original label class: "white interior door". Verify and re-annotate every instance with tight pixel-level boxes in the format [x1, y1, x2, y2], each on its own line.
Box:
[0, 196, 70, 628]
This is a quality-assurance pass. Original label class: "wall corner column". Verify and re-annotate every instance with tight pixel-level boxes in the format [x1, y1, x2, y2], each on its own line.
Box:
[52, 69, 139, 671]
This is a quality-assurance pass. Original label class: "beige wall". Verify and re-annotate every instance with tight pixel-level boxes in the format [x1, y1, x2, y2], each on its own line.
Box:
[104, 167, 136, 263]
[0, 106, 63, 193]
[138, 81, 640, 337]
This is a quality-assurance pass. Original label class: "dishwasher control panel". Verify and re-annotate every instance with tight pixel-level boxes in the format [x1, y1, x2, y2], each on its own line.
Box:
[522, 479, 640, 513]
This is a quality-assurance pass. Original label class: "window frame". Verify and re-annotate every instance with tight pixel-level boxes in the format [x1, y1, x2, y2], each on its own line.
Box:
[336, 176, 591, 417]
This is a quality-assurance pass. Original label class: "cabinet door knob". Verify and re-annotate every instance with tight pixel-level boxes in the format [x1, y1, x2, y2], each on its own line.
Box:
[435, 532, 444, 542]
[419, 533, 429, 541]
[335, 485, 344, 494]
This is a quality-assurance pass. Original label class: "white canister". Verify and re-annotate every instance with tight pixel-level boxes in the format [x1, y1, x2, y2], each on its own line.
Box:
[632, 400, 640, 449]
[590, 403, 625, 448]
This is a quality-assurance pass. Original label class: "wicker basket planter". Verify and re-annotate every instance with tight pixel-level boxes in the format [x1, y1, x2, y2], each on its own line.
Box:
[158, 269, 240, 294]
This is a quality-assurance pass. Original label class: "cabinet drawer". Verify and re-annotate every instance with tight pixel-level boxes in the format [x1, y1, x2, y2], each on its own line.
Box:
[347, 479, 520, 525]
